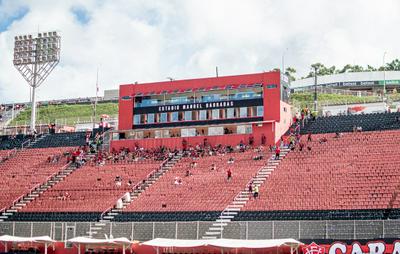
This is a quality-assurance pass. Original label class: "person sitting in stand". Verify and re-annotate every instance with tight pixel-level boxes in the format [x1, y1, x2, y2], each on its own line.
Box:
[253, 185, 259, 199]
[174, 177, 182, 185]
[227, 157, 235, 164]
[210, 163, 217, 171]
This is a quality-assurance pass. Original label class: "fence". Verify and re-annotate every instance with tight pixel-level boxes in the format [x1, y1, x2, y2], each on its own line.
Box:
[1, 220, 400, 241]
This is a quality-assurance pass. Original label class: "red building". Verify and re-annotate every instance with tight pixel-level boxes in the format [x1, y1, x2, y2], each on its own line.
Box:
[111, 71, 292, 150]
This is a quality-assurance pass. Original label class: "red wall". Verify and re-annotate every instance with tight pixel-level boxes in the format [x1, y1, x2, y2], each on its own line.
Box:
[118, 71, 281, 130]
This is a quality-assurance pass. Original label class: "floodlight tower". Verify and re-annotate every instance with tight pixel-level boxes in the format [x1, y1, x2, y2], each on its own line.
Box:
[13, 31, 61, 132]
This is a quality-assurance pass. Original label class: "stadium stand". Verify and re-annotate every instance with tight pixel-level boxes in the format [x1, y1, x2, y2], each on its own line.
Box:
[0, 135, 30, 150]
[0, 147, 74, 212]
[237, 129, 400, 220]
[300, 112, 400, 134]
[114, 149, 269, 222]
[28, 132, 87, 148]
[9, 159, 164, 221]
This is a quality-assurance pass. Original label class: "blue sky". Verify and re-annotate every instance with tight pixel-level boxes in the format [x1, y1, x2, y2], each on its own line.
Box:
[0, 4, 28, 32]
[0, 0, 399, 103]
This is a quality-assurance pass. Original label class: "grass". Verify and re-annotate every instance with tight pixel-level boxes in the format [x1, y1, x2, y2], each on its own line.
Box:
[10, 102, 118, 126]
[290, 92, 385, 109]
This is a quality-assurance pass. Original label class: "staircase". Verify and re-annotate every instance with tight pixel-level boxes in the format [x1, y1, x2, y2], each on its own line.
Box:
[24, 133, 49, 148]
[202, 148, 290, 239]
[0, 163, 77, 222]
[87, 152, 183, 238]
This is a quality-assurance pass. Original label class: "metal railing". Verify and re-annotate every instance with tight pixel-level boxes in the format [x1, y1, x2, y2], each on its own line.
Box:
[2, 220, 400, 241]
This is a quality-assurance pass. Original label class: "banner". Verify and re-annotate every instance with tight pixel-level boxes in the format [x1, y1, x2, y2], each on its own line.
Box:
[303, 240, 400, 254]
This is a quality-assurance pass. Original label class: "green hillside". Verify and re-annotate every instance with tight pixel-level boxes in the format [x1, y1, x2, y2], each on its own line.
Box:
[10, 102, 118, 126]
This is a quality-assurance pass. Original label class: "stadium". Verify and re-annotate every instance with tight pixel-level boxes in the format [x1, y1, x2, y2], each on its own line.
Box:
[2, 2, 400, 254]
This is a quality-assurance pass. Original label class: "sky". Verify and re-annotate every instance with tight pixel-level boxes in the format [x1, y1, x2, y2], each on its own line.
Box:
[0, 0, 399, 103]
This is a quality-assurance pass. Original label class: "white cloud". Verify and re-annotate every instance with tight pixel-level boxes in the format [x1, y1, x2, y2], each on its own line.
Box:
[0, 0, 399, 103]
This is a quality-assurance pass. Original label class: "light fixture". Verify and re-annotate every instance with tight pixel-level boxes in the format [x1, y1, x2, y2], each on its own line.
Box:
[13, 31, 61, 132]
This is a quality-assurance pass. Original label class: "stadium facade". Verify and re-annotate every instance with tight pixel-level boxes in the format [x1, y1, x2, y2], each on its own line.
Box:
[111, 71, 292, 150]
[290, 70, 400, 92]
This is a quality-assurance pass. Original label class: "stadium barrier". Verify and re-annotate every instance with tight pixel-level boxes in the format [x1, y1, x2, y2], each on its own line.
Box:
[1, 220, 399, 242]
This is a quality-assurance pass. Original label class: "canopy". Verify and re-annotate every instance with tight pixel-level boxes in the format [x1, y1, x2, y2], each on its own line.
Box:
[141, 238, 303, 249]
[67, 236, 136, 245]
[0, 235, 55, 244]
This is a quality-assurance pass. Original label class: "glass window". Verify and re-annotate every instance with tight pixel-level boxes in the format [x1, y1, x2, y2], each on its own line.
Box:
[199, 110, 207, 120]
[184, 111, 192, 121]
[181, 128, 196, 137]
[171, 112, 178, 122]
[240, 107, 248, 118]
[257, 106, 264, 116]
[227, 108, 234, 118]
[237, 125, 252, 134]
[147, 113, 155, 124]
[208, 126, 224, 136]
[133, 115, 140, 124]
[212, 109, 219, 120]
[135, 131, 144, 139]
[160, 113, 167, 123]
[154, 130, 162, 138]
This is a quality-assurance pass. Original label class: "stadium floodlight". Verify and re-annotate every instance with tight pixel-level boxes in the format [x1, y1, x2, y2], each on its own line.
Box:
[13, 31, 61, 132]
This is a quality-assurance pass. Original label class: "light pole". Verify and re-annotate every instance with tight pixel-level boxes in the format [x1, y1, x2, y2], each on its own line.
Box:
[313, 66, 318, 112]
[13, 31, 61, 133]
[383, 52, 387, 103]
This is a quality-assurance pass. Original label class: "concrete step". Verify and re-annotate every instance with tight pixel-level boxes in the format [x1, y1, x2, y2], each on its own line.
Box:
[3, 212, 13, 216]
[216, 219, 231, 223]
[205, 231, 221, 235]
[202, 236, 217, 239]
[99, 220, 110, 223]
[0, 216, 8, 219]
[208, 227, 224, 231]
[222, 211, 237, 215]
[103, 216, 114, 219]
[90, 227, 102, 230]
[225, 207, 241, 211]
[10, 206, 22, 210]
[14, 203, 26, 207]
[86, 231, 97, 234]
[29, 194, 39, 197]
[108, 212, 119, 216]
[219, 215, 234, 219]
[95, 223, 106, 227]
[232, 201, 247, 205]
[212, 223, 228, 227]
[235, 197, 249, 201]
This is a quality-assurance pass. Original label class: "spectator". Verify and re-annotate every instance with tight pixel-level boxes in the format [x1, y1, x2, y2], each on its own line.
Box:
[261, 134, 266, 145]
[299, 142, 305, 151]
[319, 137, 328, 144]
[211, 163, 216, 171]
[227, 168, 232, 181]
[275, 147, 280, 160]
[248, 182, 253, 196]
[227, 157, 235, 164]
[307, 132, 312, 142]
[253, 185, 259, 199]
[249, 135, 254, 146]
[334, 132, 343, 138]
[174, 177, 182, 185]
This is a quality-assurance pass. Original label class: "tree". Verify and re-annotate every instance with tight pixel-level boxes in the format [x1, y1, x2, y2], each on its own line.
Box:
[285, 67, 296, 82]
[366, 65, 376, 72]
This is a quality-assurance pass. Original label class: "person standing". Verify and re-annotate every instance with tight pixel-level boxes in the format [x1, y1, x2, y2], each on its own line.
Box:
[227, 168, 232, 181]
